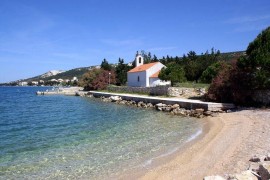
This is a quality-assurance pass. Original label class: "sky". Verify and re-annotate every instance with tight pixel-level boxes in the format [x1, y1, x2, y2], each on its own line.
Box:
[0, 0, 270, 83]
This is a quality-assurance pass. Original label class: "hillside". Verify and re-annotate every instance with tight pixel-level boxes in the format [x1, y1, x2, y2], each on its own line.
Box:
[25, 67, 91, 82]
[0, 50, 246, 86]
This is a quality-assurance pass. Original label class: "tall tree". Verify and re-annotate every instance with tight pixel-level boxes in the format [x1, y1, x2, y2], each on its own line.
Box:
[115, 58, 130, 85]
[152, 54, 159, 62]
[101, 58, 112, 71]
[159, 63, 186, 86]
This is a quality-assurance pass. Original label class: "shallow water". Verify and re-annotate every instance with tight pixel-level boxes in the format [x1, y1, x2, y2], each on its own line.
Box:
[0, 87, 202, 179]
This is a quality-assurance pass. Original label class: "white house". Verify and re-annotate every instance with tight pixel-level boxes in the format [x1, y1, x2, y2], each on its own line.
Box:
[18, 81, 28, 86]
[127, 52, 171, 87]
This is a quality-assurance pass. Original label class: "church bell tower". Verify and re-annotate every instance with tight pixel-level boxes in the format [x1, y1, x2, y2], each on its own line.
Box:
[135, 51, 144, 67]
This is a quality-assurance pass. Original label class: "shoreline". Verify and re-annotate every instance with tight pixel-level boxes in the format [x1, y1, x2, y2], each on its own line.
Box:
[116, 116, 212, 180]
[136, 109, 270, 180]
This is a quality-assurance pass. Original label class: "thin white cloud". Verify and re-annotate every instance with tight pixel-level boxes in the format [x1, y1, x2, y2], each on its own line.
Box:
[100, 38, 143, 46]
[225, 14, 270, 24]
[52, 52, 80, 59]
[233, 24, 269, 33]
[147, 46, 178, 51]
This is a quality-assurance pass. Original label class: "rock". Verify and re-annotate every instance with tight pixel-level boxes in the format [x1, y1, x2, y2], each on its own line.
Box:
[248, 162, 260, 173]
[211, 113, 219, 117]
[264, 153, 270, 161]
[119, 100, 126, 105]
[185, 110, 191, 116]
[172, 104, 180, 109]
[203, 176, 226, 180]
[110, 96, 122, 102]
[155, 103, 166, 110]
[146, 103, 153, 108]
[137, 101, 145, 107]
[195, 108, 204, 114]
[204, 111, 213, 116]
[198, 114, 204, 118]
[164, 106, 172, 112]
[131, 101, 136, 105]
[249, 155, 261, 162]
[231, 170, 258, 180]
[258, 162, 270, 180]
[155, 103, 164, 107]
[226, 109, 232, 113]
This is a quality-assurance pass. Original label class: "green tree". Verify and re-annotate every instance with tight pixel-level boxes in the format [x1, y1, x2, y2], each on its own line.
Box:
[207, 26, 270, 104]
[140, 50, 151, 64]
[115, 58, 130, 85]
[159, 63, 186, 86]
[101, 58, 112, 71]
[152, 54, 159, 62]
[237, 26, 270, 89]
[200, 61, 230, 83]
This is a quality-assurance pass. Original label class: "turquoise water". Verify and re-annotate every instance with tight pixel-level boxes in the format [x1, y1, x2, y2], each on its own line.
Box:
[0, 87, 202, 179]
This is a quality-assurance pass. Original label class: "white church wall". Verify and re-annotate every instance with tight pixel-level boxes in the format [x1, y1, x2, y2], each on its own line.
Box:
[146, 63, 165, 87]
[149, 78, 160, 87]
[127, 71, 147, 87]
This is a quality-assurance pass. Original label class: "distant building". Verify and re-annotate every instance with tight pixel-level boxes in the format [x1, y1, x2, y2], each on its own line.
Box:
[57, 79, 64, 83]
[50, 79, 57, 82]
[18, 81, 28, 86]
[71, 77, 78, 82]
[127, 52, 171, 87]
[127, 62, 133, 67]
[31, 81, 38, 86]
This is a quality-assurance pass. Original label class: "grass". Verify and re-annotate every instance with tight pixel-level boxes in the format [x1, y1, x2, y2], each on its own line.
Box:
[174, 82, 210, 89]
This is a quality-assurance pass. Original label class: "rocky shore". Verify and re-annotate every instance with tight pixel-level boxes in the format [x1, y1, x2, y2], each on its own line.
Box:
[204, 154, 270, 180]
[85, 95, 228, 118]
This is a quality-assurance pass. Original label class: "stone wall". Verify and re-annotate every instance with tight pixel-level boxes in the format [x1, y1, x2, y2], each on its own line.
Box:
[107, 86, 169, 96]
[107, 86, 207, 97]
[167, 87, 206, 97]
[252, 90, 270, 105]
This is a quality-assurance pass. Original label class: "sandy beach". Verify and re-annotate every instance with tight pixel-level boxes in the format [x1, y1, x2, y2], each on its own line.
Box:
[139, 109, 270, 180]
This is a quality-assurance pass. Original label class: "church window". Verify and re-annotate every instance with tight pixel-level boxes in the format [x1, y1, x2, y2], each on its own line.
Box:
[137, 76, 140, 82]
[139, 57, 141, 63]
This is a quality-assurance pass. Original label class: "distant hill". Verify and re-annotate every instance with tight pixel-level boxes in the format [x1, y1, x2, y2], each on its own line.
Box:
[40, 70, 66, 78]
[23, 67, 93, 82]
[219, 51, 246, 62]
[0, 50, 246, 86]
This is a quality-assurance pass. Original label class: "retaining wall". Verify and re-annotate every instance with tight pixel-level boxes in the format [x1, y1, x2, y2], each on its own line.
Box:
[90, 91, 235, 111]
[107, 86, 169, 96]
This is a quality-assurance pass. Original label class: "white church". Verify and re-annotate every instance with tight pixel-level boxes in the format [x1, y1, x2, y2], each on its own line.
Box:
[127, 52, 171, 87]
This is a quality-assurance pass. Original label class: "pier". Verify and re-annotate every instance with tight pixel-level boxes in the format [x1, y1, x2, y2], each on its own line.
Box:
[89, 91, 235, 111]
[36, 87, 84, 96]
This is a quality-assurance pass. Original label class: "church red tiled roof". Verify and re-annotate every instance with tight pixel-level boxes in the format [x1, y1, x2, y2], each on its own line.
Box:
[128, 62, 159, 73]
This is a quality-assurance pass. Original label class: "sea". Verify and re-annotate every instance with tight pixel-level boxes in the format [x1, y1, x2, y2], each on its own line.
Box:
[0, 87, 203, 179]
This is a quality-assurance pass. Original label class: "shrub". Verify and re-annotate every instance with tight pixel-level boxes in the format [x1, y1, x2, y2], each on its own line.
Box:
[200, 61, 230, 83]
[79, 68, 116, 90]
[206, 26, 270, 105]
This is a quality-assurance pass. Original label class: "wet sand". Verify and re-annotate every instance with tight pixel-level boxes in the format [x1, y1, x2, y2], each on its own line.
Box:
[138, 109, 270, 180]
